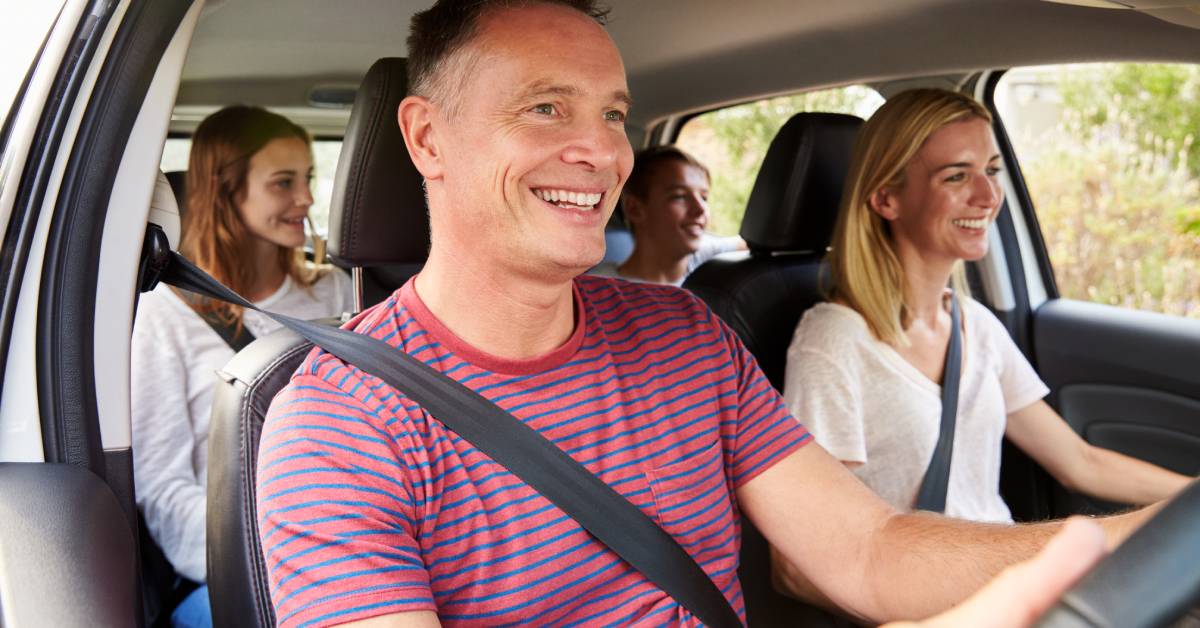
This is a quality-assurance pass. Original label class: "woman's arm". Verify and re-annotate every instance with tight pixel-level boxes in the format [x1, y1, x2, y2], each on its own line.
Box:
[1006, 400, 1192, 505]
[742, 445, 1153, 623]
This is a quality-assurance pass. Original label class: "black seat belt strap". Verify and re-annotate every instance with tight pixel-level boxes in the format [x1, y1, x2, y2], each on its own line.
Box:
[914, 291, 962, 513]
[158, 251, 742, 628]
[202, 313, 256, 352]
[170, 288, 257, 352]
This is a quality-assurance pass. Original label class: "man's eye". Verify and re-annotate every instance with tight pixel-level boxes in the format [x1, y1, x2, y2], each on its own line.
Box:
[530, 103, 557, 116]
[605, 109, 626, 122]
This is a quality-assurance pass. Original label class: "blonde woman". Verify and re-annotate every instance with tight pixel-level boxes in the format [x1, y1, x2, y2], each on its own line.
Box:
[782, 88, 1189, 523]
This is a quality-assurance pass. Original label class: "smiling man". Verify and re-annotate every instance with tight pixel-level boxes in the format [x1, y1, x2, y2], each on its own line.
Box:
[254, 2, 1154, 627]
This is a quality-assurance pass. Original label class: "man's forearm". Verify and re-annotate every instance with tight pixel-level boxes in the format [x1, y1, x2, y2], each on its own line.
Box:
[882, 519, 1109, 628]
[773, 506, 1154, 623]
[857, 512, 1058, 621]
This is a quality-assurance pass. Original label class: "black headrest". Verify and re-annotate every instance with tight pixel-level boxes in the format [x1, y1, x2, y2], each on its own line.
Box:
[328, 57, 430, 267]
[738, 112, 863, 253]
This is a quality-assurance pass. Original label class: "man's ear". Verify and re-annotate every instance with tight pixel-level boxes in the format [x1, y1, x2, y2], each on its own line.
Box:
[868, 186, 900, 221]
[397, 95, 444, 180]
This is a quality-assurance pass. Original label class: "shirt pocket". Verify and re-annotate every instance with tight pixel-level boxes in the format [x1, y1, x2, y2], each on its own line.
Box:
[644, 441, 735, 561]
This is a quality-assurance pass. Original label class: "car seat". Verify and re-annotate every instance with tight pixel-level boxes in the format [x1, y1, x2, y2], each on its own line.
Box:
[683, 111, 864, 627]
[203, 57, 428, 628]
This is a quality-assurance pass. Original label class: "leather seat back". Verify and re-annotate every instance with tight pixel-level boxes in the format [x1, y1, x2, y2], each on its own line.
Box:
[327, 57, 430, 307]
[684, 112, 863, 627]
[684, 112, 862, 389]
[206, 57, 428, 627]
[207, 330, 312, 628]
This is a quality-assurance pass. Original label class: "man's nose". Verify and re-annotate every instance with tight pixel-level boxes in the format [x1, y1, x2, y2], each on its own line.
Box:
[561, 116, 624, 171]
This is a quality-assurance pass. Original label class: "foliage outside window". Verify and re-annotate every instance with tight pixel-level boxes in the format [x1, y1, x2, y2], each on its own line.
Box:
[676, 86, 884, 236]
[996, 63, 1200, 320]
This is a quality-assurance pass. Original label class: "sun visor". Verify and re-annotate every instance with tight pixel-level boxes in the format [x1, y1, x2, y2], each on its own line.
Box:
[1041, 0, 1200, 29]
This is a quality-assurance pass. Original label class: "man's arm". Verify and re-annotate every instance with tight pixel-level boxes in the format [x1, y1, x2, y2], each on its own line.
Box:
[884, 518, 1108, 628]
[1006, 400, 1192, 505]
[738, 443, 1153, 623]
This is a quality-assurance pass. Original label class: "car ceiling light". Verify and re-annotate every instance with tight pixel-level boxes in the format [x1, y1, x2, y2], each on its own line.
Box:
[308, 85, 358, 109]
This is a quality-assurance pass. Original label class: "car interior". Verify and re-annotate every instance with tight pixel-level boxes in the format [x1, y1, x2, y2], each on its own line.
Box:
[2, 0, 1200, 626]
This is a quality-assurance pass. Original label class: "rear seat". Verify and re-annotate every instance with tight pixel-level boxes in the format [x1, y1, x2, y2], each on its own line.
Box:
[205, 57, 428, 628]
[684, 111, 864, 627]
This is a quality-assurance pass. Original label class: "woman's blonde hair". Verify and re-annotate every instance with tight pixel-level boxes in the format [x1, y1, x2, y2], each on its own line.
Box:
[179, 105, 319, 328]
[827, 88, 992, 345]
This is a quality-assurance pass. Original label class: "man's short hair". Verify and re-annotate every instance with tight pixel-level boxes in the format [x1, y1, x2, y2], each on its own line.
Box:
[407, 0, 610, 107]
[623, 145, 711, 201]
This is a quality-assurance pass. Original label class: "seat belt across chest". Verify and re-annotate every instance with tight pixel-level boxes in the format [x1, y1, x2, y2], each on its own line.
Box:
[914, 291, 963, 513]
[150, 248, 743, 628]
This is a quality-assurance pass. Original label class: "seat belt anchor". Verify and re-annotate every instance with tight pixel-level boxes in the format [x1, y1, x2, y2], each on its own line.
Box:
[138, 224, 175, 294]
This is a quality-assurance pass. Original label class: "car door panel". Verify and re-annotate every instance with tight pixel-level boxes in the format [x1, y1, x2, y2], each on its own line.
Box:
[1032, 298, 1200, 514]
[0, 462, 137, 626]
[1060, 385, 1200, 476]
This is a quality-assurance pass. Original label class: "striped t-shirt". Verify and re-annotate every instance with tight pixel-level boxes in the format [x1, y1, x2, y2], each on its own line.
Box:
[257, 275, 810, 627]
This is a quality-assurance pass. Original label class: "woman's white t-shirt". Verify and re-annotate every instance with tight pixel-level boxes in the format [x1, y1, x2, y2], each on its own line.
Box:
[783, 299, 1049, 523]
[131, 269, 352, 582]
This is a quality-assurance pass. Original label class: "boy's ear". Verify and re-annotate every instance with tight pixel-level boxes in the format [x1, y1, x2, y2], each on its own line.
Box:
[397, 95, 443, 181]
[622, 194, 645, 225]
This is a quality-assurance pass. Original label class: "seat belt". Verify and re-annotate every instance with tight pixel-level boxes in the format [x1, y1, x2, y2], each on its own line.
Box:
[152, 249, 743, 628]
[173, 288, 257, 352]
[914, 291, 962, 513]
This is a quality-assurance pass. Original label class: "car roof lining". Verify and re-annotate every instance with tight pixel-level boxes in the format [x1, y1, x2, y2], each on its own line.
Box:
[171, 0, 1200, 135]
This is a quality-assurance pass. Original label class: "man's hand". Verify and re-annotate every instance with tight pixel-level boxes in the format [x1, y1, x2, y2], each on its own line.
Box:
[886, 518, 1107, 628]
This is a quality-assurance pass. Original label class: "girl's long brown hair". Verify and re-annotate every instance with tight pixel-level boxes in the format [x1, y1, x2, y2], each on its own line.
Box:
[178, 105, 317, 326]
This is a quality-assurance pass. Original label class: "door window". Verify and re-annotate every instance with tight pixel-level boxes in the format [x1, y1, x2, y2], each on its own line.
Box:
[0, 1, 64, 123]
[995, 64, 1200, 319]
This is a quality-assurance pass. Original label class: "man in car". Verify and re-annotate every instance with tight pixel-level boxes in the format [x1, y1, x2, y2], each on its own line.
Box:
[591, 145, 745, 285]
[254, 1, 1153, 626]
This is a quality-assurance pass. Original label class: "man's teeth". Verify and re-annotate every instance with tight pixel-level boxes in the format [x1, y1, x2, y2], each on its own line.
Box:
[535, 189, 602, 208]
[953, 218, 989, 229]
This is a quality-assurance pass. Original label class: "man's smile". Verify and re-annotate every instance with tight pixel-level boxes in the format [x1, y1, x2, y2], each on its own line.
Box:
[533, 187, 604, 210]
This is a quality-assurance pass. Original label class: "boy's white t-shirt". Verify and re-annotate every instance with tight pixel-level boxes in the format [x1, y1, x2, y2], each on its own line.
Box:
[783, 299, 1049, 523]
[590, 233, 743, 286]
[130, 269, 352, 582]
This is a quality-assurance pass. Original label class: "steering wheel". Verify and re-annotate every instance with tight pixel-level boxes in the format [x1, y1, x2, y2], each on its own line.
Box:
[1035, 479, 1200, 628]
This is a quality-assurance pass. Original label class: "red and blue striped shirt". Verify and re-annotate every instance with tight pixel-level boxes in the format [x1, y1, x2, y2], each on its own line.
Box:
[257, 275, 809, 627]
